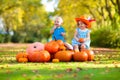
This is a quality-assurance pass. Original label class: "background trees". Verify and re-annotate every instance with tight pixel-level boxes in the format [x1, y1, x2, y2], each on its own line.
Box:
[56, 0, 120, 47]
[0, 0, 52, 43]
[0, 0, 120, 48]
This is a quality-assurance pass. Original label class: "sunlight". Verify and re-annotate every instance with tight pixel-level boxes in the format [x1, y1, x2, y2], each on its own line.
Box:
[41, 0, 59, 12]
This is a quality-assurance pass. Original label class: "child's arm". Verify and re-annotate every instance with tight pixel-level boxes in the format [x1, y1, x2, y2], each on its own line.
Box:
[61, 27, 66, 36]
[50, 26, 57, 34]
[74, 29, 79, 41]
[85, 32, 90, 41]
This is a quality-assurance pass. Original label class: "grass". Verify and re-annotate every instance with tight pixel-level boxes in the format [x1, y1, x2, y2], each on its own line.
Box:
[0, 44, 120, 80]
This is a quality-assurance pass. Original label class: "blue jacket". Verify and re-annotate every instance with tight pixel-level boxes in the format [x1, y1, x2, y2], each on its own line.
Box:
[52, 26, 65, 42]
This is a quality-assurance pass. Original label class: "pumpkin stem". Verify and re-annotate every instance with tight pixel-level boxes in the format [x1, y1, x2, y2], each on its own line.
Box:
[34, 46, 37, 48]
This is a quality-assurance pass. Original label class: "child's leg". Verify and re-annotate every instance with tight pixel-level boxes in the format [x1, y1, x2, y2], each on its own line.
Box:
[73, 45, 79, 52]
[64, 42, 73, 50]
[81, 44, 86, 49]
[80, 43, 88, 51]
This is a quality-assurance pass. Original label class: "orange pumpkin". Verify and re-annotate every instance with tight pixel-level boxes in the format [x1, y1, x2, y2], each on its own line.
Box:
[59, 45, 66, 51]
[56, 40, 64, 46]
[45, 41, 59, 54]
[54, 51, 72, 62]
[68, 50, 75, 55]
[28, 50, 51, 62]
[52, 59, 59, 63]
[16, 52, 28, 62]
[73, 51, 88, 62]
[18, 58, 28, 63]
[84, 50, 94, 61]
[79, 38, 84, 43]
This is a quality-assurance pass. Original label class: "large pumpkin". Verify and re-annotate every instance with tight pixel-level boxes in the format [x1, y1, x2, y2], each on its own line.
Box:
[16, 52, 28, 63]
[45, 41, 59, 54]
[28, 50, 50, 62]
[73, 51, 88, 62]
[84, 50, 94, 61]
[26, 42, 44, 54]
[54, 51, 72, 62]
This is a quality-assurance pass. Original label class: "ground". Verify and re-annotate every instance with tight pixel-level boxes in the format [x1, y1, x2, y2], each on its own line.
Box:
[0, 43, 120, 80]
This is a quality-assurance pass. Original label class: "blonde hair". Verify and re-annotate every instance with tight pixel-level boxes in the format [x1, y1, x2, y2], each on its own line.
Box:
[55, 16, 63, 24]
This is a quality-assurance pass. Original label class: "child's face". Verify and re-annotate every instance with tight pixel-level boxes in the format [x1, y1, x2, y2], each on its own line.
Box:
[77, 21, 87, 29]
[54, 18, 62, 27]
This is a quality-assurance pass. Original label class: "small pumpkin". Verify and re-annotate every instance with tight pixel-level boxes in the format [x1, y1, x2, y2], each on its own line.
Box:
[18, 58, 28, 63]
[59, 45, 66, 51]
[26, 42, 44, 54]
[52, 59, 59, 63]
[45, 41, 59, 54]
[79, 38, 84, 43]
[73, 51, 88, 62]
[16, 52, 28, 62]
[54, 51, 72, 62]
[28, 50, 51, 62]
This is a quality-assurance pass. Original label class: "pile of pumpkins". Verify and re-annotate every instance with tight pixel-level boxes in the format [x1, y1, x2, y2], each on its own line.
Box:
[16, 40, 94, 63]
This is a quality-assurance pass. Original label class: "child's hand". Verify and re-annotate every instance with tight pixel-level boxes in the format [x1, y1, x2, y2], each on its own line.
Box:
[53, 25, 57, 30]
[61, 32, 65, 36]
[50, 26, 57, 34]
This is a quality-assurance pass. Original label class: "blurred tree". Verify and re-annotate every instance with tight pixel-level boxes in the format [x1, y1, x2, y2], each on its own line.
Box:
[55, 0, 120, 43]
[0, 0, 51, 43]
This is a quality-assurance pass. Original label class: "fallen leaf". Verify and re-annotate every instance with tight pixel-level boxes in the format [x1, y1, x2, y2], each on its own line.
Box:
[112, 61, 117, 64]
[54, 74, 64, 78]
[90, 73, 94, 76]
[94, 61, 100, 64]
[6, 70, 11, 74]
[48, 66, 54, 69]
[26, 78, 31, 80]
[105, 69, 109, 73]
[84, 74, 91, 80]
[6, 65, 9, 68]
[16, 67, 21, 70]
[66, 68, 73, 73]
[76, 67, 82, 72]
[32, 69, 39, 73]
[0, 59, 3, 62]
[72, 73, 77, 77]
[105, 66, 109, 68]
[0, 67, 4, 69]
[34, 63, 38, 66]
[22, 74, 27, 77]
[114, 64, 118, 68]
[36, 74, 41, 78]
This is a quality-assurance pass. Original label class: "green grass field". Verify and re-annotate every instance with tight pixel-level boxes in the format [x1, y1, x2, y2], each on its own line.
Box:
[0, 44, 120, 80]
